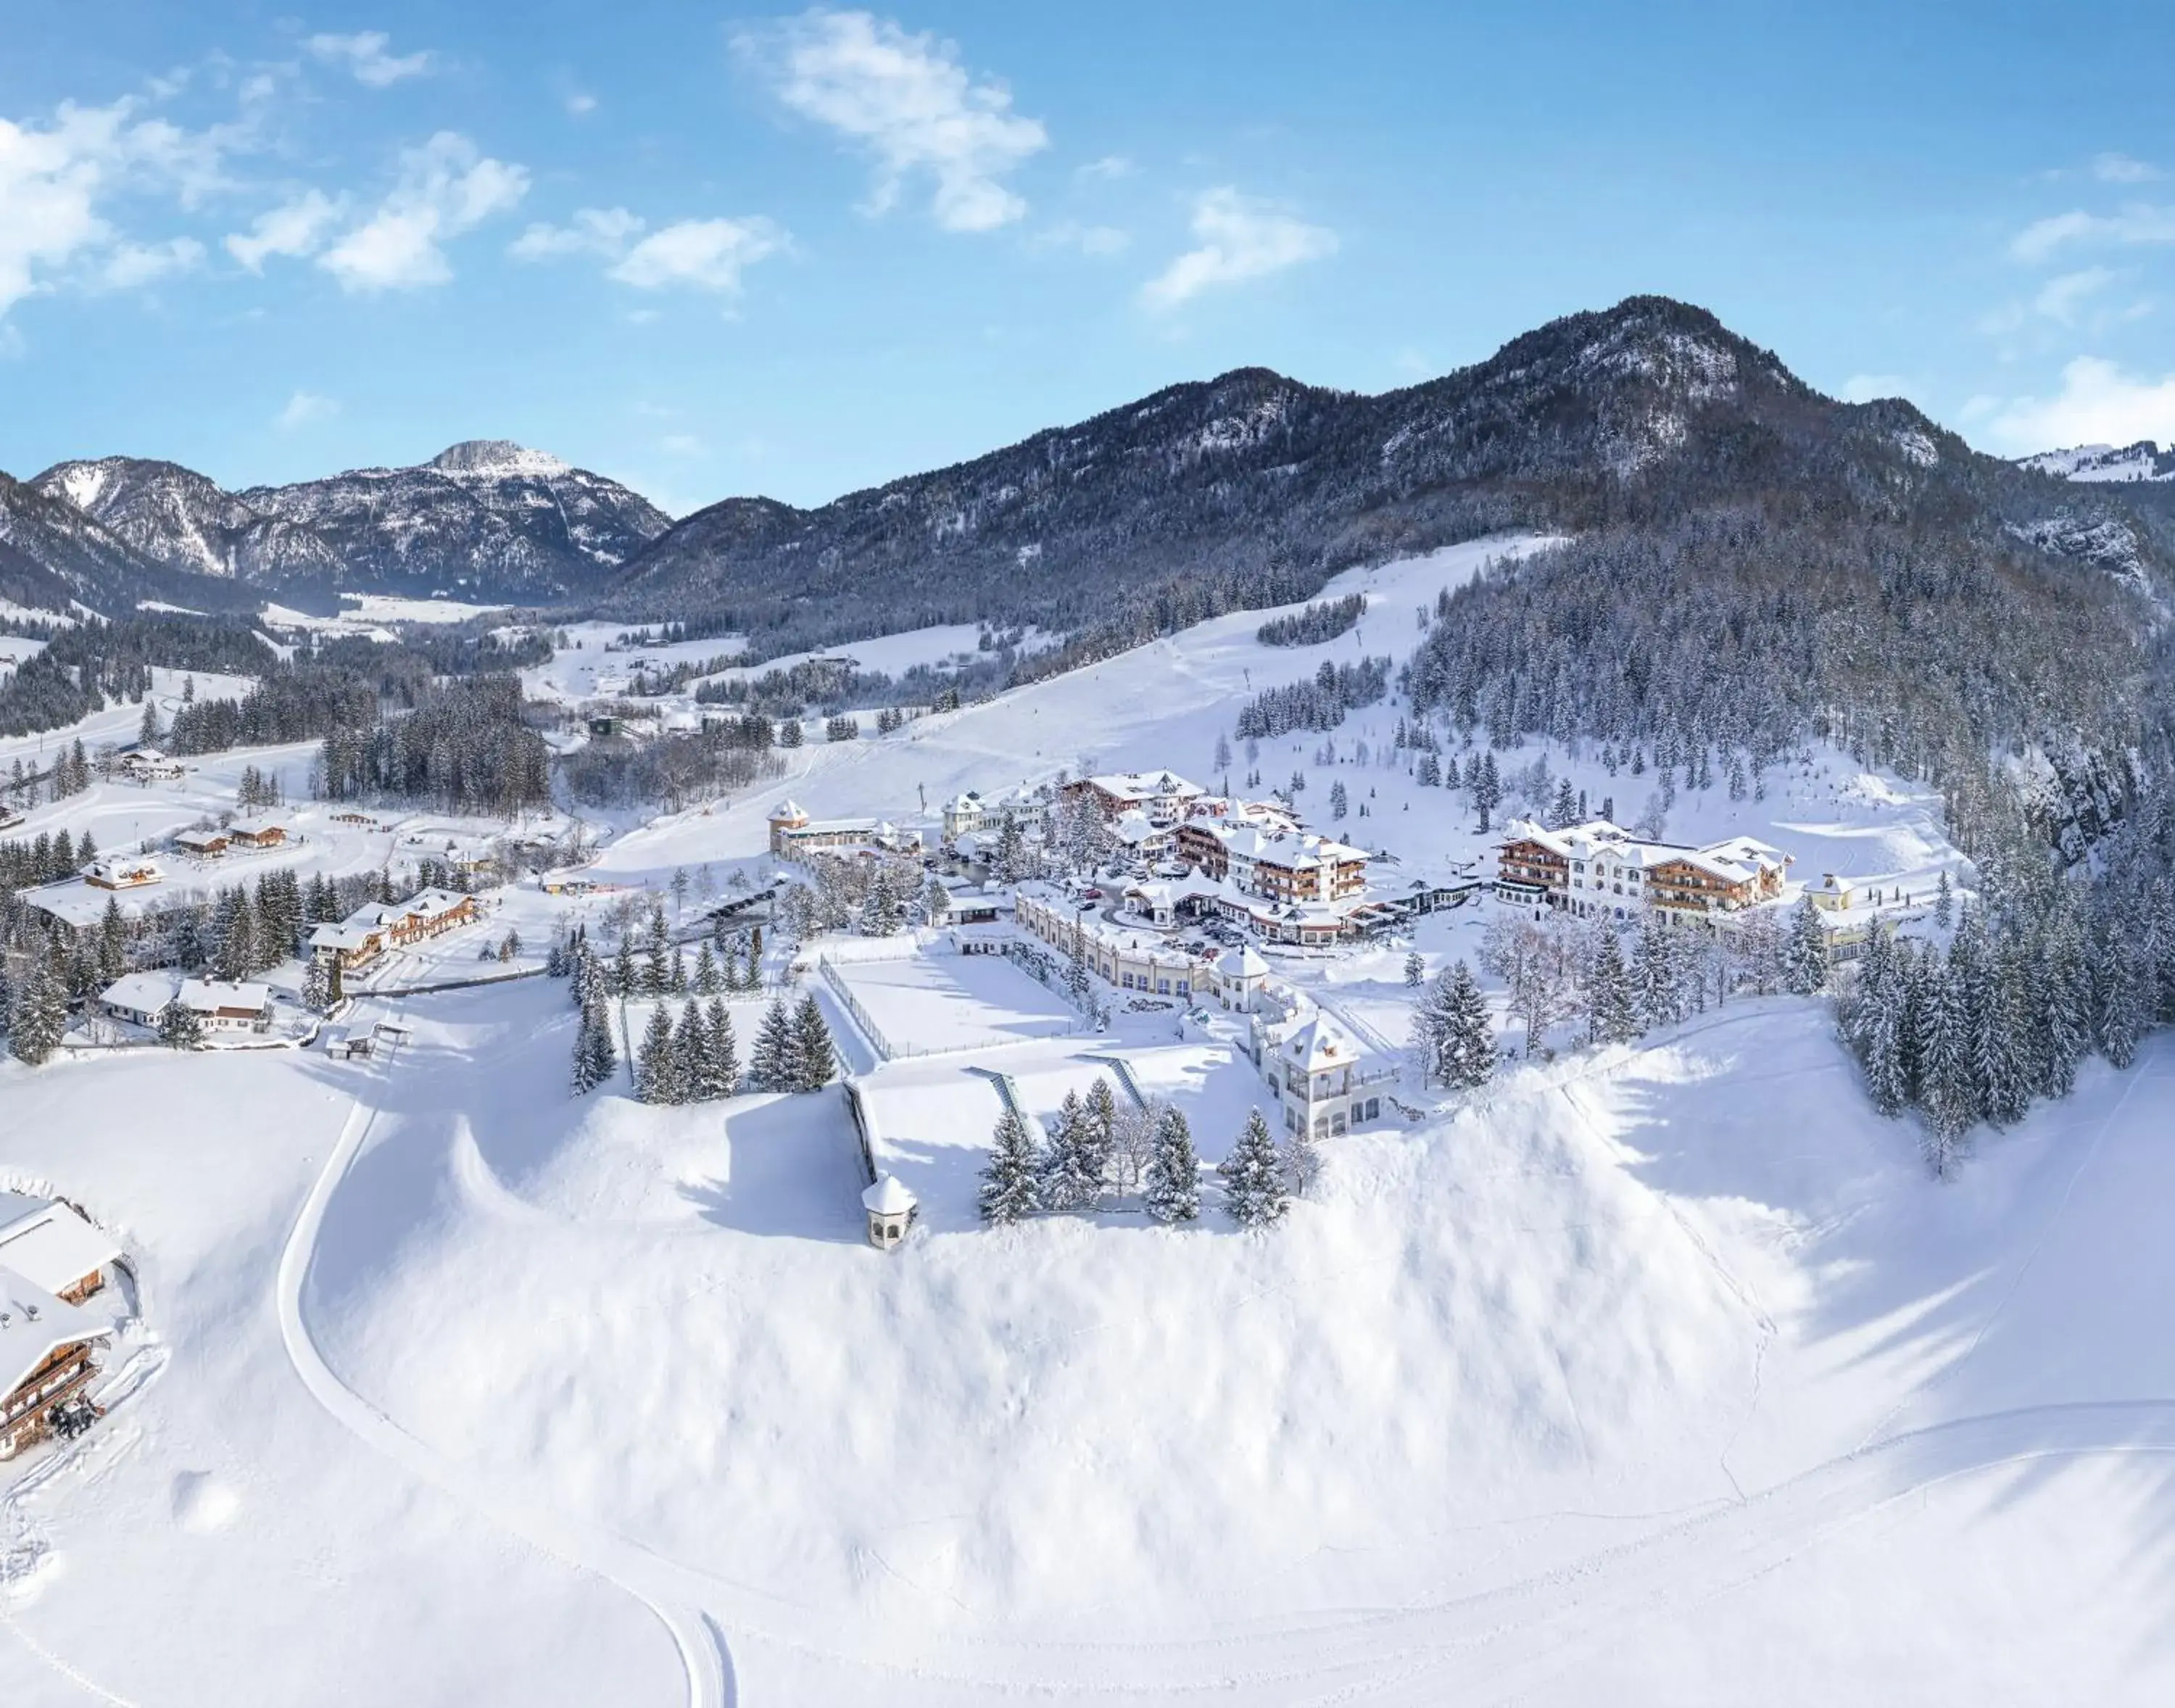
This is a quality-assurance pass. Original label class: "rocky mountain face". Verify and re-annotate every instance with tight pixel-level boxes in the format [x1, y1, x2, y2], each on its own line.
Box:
[605, 297, 2168, 652]
[10, 440, 668, 614]
[0, 468, 256, 619]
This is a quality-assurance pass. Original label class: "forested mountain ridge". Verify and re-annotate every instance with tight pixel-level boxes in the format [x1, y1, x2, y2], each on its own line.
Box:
[600, 297, 2171, 660]
[15, 440, 668, 608]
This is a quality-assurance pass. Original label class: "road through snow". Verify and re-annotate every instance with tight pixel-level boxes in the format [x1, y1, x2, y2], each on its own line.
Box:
[273, 1021, 732, 1708]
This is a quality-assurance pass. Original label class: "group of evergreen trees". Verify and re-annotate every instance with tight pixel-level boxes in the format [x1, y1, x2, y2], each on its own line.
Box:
[1837, 897, 2142, 1175]
[315, 677, 550, 815]
[635, 997, 742, 1104]
[978, 1085, 1313, 1230]
[559, 927, 834, 1100]
[1232, 656, 1392, 740]
[747, 995, 837, 1093]
[1256, 593, 1366, 647]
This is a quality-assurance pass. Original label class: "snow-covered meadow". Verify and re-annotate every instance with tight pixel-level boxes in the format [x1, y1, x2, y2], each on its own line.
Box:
[6, 535, 2173, 1704]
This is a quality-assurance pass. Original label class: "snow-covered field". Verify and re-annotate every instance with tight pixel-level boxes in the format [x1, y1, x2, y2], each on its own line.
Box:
[827, 948, 1079, 1058]
[7, 534, 2173, 1704]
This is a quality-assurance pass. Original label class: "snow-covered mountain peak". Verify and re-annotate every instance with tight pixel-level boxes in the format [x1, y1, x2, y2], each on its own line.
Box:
[428, 440, 573, 480]
[51, 460, 117, 513]
[2021, 441, 2175, 483]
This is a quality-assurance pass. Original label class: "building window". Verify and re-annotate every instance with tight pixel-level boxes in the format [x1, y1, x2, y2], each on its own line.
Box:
[1365, 1098, 1379, 1120]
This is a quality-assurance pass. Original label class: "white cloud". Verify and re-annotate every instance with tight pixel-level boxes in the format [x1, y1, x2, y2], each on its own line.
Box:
[513, 207, 787, 293]
[610, 218, 789, 292]
[98, 235, 204, 289]
[0, 96, 246, 318]
[1986, 356, 2175, 452]
[1839, 373, 1909, 404]
[2012, 202, 2175, 262]
[509, 206, 644, 260]
[318, 131, 529, 293]
[307, 31, 435, 88]
[1140, 186, 1336, 310]
[2032, 266, 2118, 325]
[566, 92, 598, 117]
[1077, 154, 1134, 183]
[275, 389, 339, 431]
[742, 9, 1047, 232]
[1032, 218, 1127, 257]
[2094, 152, 2161, 183]
[225, 188, 343, 271]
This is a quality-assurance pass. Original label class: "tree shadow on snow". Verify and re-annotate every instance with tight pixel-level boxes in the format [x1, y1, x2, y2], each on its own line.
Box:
[1587, 1008, 2175, 1669]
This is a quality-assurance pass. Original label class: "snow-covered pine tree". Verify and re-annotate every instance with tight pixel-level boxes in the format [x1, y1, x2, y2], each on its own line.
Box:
[1934, 871, 1954, 930]
[671, 1000, 708, 1103]
[751, 998, 794, 1090]
[1586, 929, 1639, 1045]
[612, 935, 638, 998]
[97, 896, 125, 983]
[1631, 911, 1680, 1031]
[1842, 926, 1909, 1117]
[1082, 1075, 1119, 1185]
[668, 947, 689, 994]
[303, 955, 331, 1012]
[1916, 960, 1975, 1174]
[637, 1003, 679, 1103]
[580, 990, 620, 1093]
[1549, 777, 1578, 829]
[2040, 911, 2093, 1098]
[1038, 1090, 1103, 1212]
[791, 993, 836, 1091]
[978, 1107, 1041, 1226]
[158, 998, 204, 1050]
[1403, 950, 1425, 988]
[645, 909, 671, 995]
[1415, 960, 1494, 1088]
[1143, 1106, 1201, 1224]
[1222, 1106, 1289, 1227]
[9, 959, 67, 1066]
[1328, 780, 1348, 821]
[703, 997, 739, 1097]
[1781, 897, 1830, 996]
[2097, 934, 2147, 1070]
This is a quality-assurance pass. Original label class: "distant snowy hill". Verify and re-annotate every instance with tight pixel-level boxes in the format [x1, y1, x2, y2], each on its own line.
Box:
[19, 440, 668, 608]
[2021, 441, 2175, 483]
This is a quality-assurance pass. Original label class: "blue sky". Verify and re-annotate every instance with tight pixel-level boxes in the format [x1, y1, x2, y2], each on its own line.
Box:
[4, 3, 2175, 515]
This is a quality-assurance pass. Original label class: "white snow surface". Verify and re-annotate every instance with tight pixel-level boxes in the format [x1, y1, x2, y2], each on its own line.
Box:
[7, 534, 2175, 1703]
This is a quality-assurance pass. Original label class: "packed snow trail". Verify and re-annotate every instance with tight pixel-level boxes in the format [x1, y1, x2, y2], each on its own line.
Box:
[274, 1021, 732, 1708]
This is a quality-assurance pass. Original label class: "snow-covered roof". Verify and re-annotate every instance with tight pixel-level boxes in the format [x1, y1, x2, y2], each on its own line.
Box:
[0, 1263, 107, 1401]
[0, 1196, 121, 1297]
[768, 798, 808, 822]
[1082, 768, 1204, 800]
[173, 827, 228, 850]
[178, 978, 270, 1015]
[1215, 945, 1272, 979]
[101, 971, 179, 1014]
[862, 1174, 918, 1216]
[311, 921, 381, 950]
[24, 877, 165, 928]
[85, 855, 165, 885]
[1278, 1011, 1364, 1074]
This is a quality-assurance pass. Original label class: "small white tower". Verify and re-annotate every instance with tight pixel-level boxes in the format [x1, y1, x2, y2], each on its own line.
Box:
[861, 1174, 918, 1251]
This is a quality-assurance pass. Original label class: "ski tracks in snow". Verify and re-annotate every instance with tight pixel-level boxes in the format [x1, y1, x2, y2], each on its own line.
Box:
[274, 1021, 733, 1708]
